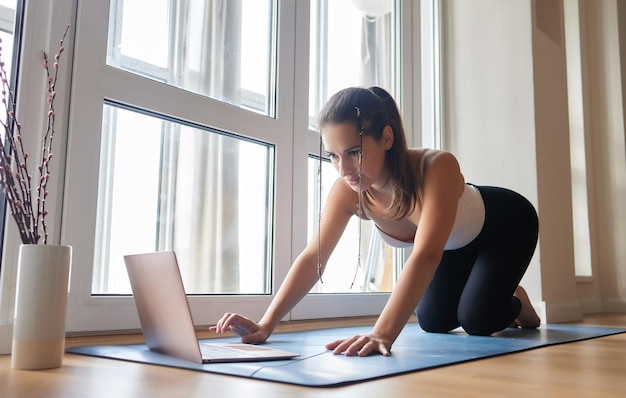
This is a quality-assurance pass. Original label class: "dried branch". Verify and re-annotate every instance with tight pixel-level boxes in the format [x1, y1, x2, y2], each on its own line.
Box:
[0, 25, 70, 244]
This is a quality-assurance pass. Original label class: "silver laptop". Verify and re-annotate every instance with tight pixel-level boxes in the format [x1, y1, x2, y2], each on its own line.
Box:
[124, 251, 300, 364]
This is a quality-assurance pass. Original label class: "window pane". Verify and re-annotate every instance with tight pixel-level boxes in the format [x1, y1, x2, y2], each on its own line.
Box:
[0, 31, 15, 127]
[309, 0, 397, 126]
[107, 0, 276, 116]
[93, 104, 274, 295]
[0, 0, 16, 130]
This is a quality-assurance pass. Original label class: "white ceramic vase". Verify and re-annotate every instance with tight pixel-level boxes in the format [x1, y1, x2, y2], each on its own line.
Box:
[11, 244, 72, 370]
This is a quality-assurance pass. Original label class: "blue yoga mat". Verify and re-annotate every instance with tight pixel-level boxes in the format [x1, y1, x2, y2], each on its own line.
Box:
[67, 323, 625, 387]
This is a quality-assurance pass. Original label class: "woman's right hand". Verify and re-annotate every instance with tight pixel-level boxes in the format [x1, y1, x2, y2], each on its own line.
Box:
[209, 313, 271, 344]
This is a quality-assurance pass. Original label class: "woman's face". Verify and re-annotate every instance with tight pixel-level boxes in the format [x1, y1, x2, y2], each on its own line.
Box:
[321, 122, 392, 192]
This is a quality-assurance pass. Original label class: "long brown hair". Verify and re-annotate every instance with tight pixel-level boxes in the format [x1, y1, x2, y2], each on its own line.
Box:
[317, 87, 421, 219]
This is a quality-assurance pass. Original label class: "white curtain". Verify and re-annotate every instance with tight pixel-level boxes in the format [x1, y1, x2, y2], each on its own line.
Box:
[360, 12, 393, 89]
[172, 0, 242, 293]
[359, 9, 399, 292]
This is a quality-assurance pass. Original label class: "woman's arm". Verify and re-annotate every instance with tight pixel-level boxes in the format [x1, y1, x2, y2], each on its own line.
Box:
[327, 150, 464, 355]
[212, 178, 358, 341]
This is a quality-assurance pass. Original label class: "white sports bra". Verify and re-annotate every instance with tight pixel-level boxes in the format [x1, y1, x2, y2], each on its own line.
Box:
[374, 184, 485, 251]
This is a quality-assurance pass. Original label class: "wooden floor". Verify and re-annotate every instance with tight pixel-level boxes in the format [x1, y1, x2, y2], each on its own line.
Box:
[0, 313, 625, 397]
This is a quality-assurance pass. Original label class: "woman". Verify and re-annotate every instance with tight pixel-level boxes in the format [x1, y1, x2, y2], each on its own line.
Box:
[211, 86, 540, 357]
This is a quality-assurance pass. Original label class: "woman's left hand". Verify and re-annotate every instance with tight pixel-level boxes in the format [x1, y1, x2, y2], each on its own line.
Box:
[325, 333, 392, 357]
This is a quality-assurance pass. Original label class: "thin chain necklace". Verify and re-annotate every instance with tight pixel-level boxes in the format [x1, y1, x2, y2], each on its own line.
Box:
[317, 133, 324, 284]
[350, 122, 364, 289]
[317, 107, 365, 289]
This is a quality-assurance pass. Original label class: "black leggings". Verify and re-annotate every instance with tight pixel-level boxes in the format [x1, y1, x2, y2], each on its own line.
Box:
[416, 186, 539, 336]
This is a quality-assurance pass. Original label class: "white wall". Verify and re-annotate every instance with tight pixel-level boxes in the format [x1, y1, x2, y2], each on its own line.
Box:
[440, 0, 626, 322]
[442, 0, 545, 317]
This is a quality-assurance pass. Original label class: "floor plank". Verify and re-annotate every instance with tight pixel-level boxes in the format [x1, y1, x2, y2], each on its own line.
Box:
[1, 314, 625, 397]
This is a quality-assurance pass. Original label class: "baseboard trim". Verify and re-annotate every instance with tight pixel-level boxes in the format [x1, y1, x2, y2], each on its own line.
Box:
[542, 300, 583, 323]
[578, 298, 605, 314]
[0, 323, 13, 355]
[603, 298, 626, 313]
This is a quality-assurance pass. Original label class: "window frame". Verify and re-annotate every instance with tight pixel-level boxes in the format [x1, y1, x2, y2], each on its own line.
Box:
[288, 0, 424, 320]
[0, 0, 434, 344]
[62, 0, 299, 332]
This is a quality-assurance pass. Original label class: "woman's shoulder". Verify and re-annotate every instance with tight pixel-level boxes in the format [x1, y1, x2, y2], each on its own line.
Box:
[408, 148, 458, 171]
[326, 176, 360, 216]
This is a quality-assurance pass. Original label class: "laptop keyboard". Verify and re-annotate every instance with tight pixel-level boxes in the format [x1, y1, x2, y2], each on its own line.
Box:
[199, 343, 254, 359]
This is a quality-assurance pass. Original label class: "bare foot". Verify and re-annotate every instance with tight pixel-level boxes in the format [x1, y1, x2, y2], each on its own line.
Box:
[512, 285, 540, 328]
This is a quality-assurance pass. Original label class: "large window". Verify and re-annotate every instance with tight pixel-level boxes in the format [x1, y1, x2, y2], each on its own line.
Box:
[92, 0, 277, 296]
[90, 0, 404, 299]
[308, 0, 402, 294]
[0, 0, 435, 338]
